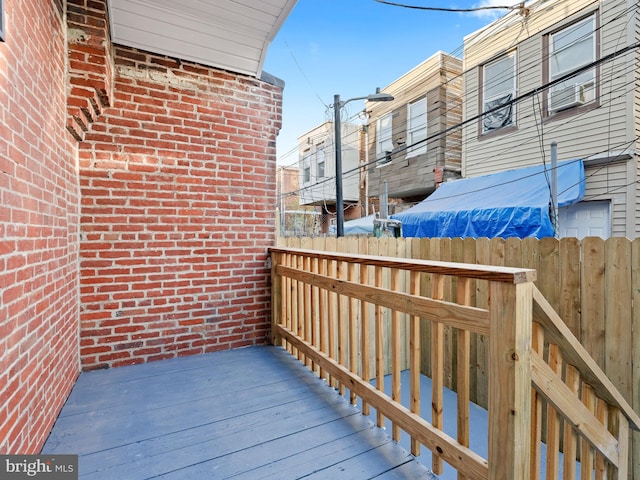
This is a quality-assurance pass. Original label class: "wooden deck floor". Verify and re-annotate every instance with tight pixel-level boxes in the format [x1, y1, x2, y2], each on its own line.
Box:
[42, 346, 435, 479]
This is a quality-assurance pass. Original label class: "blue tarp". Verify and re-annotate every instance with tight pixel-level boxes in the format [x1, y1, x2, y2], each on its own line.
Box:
[392, 160, 585, 239]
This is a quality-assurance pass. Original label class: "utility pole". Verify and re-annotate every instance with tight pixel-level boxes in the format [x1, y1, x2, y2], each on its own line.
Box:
[550, 141, 558, 238]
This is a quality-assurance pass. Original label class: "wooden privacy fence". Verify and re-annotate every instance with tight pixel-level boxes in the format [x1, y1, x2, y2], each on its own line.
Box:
[269, 243, 640, 480]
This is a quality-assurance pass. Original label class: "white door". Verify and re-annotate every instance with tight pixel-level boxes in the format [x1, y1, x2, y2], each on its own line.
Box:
[558, 200, 610, 239]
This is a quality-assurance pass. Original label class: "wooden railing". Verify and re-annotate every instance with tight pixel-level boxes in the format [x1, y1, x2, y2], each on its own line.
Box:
[269, 247, 640, 480]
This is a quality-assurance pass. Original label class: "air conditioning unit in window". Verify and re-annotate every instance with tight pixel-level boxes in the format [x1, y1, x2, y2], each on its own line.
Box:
[549, 84, 588, 113]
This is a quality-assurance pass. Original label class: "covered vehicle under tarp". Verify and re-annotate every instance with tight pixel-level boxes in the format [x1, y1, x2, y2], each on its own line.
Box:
[392, 160, 585, 239]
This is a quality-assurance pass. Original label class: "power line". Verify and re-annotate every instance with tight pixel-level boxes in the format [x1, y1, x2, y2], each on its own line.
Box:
[283, 39, 328, 109]
[387, 40, 640, 160]
[362, 1, 627, 174]
[281, 59, 636, 201]
[373, 0, 526, 14]
[281, 67, 638, 202]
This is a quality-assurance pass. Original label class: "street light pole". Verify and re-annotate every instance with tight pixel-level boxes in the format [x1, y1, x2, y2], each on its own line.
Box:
[333, 91, 394, 237]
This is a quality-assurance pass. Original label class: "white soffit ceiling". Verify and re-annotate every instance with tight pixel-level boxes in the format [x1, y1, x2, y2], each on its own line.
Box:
[108, 0, 297, 78]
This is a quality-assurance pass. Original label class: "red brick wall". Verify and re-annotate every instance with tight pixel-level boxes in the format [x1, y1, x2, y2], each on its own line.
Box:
[79, 47, 282, 369]
[66, 0, 114, 141]
[0, 0, 80, 453]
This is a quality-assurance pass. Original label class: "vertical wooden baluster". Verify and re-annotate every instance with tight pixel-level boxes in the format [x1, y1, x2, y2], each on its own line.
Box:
[283, 253, 291, 353]
[361, 263, 370, 416]
[303, 254, 312, 368]
[410, 270, 421, 456]
[311, 255, 320, 375]
[375, 265, 385, 429]
[562, 365, 580, 479]
[348, 260, 358, 404]
[580, 384, 596, 480]
[391, 267, 401, 442]
[530, 322, 544, 480]
[546, 344, 562, 480]
[431, 273, 445, 475]
[328, 258, 337, 389]
[290, 254, 299, 358]
[337, 259, 346, 396]
[594, 398, 606, 480]
[297, 254, 305, 364]
[456, 277, 471, 480]
[606, 407, 628, 480]
[319, 256, 327, 382]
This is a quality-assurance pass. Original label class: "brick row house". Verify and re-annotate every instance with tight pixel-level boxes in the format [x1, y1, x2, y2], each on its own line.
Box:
[0, 0, 295, 453]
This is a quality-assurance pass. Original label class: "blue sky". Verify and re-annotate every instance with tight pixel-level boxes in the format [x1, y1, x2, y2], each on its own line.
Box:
[263, 0, 521, 166]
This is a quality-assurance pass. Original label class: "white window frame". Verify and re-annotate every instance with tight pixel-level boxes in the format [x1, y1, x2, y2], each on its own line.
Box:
[406, 97, 427, 157]
[482, 51, 516, 134]
[376, 113, 393, 160]
[547, 14, 597, 114]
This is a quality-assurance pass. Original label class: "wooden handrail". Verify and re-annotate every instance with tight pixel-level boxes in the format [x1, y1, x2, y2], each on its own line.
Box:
[270, 247, 536, 284]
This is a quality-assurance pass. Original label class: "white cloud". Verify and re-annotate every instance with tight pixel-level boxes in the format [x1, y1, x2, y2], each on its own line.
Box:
[470, 0, 524, 19]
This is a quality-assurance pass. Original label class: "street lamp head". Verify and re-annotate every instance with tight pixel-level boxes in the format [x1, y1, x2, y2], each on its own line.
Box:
[366, 93, 394, 102]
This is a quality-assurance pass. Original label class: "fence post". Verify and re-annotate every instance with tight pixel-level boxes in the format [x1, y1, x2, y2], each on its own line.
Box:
[270, 251, 283, 346]
[488, 279, 533, 479]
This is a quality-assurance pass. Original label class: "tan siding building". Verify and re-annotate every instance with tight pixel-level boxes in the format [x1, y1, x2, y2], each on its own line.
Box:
[462, 0, 639, 238]
[366, 51, 463, 203]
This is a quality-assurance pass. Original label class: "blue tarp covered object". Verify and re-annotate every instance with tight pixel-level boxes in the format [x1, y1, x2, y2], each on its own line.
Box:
[344, 214, 375, 235]
[392, 160, 585, 239]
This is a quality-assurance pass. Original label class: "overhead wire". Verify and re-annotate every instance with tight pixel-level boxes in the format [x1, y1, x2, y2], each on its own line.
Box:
[364, 0, 621, 169]
[280, 64, 638, 203]
[373, 0, 524, 14]
[279, 0, 614, 172]
[283, 58, 638, 204]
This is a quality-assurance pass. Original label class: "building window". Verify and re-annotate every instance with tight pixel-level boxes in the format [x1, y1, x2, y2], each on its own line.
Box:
[302, 150, 311, 184]
[482, 52, 516, 133]
[407, 97, 427, 156]
[316, 147, 325, 178]
[547, 14, 596, 114]
[376, 113, 393, 161]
